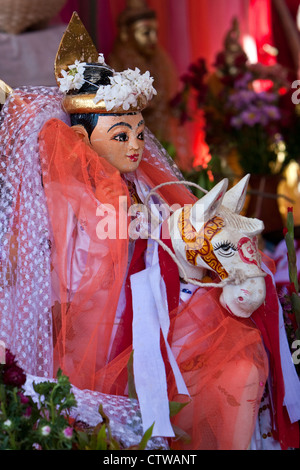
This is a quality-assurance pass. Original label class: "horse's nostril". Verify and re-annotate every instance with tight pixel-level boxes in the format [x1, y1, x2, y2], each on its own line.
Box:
[238, 296, 244, 302]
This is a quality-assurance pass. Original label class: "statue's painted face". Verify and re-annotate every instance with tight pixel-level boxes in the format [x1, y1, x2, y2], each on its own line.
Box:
[89, 112, 145, 173]
[129, 19, 158, 56]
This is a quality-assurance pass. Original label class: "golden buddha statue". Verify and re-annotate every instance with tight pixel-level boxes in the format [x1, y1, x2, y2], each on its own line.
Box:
[108, 0, 178, 143]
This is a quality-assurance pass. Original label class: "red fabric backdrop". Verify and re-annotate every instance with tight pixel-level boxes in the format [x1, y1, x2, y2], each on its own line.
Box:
[58, 0, 251, 76]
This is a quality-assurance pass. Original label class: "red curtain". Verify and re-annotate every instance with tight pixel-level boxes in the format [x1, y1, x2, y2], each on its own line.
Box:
[249, 0, 275, 65]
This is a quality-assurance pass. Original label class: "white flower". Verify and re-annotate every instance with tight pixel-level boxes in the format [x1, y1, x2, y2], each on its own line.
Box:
[3, 419, 12, 428]
[93, 67, 156, 111]
[57, 60, 86, 92]
[59, 58, 156, 110]
[98, 53, 105, 65]
[41, 424, 51, 436]
[69, 59, 86, 75]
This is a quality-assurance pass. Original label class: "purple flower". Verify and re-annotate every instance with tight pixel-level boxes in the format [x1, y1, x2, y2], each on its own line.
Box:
[234, 72, 253, 89]
[261, 105, 281, 121]
[257, 91, 277, 103]
[239, 109, 261, 127]
[32, 443, 42, 450]
[230, 115, 243, 129]
[228, 90, 256, 110]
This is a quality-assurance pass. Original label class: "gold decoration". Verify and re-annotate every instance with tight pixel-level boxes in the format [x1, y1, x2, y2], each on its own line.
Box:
[0, 79, 13, 104]
[178, 206, 228, 279]
[54, 11, 98, 86]
[55, 12, 150, 115]
[62, 93, 147, 115]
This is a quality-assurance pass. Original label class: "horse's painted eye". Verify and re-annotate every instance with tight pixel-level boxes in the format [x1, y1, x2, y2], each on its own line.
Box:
[213, 241, 237, 258]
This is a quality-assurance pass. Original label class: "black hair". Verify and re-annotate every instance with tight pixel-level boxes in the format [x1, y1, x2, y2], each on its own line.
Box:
[70, 113, 100, 138]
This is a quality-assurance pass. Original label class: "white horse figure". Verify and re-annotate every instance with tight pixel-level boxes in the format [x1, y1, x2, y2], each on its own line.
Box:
[167, 174, 266, 318]
[147, 174, 269, 449]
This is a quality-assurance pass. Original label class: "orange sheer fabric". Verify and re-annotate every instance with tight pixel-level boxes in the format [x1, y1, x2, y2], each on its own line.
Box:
[168, 287, 269, 450]
[39, 118, 130, 390]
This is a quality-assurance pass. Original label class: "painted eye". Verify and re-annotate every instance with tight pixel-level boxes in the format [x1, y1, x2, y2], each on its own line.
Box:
[113, 133, 128, 142]
[213, 241, 237, 258]
[137, 131, 144, 141]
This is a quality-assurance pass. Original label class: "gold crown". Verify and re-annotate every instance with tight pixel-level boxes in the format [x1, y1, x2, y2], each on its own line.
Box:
[55, 12, 154, 114]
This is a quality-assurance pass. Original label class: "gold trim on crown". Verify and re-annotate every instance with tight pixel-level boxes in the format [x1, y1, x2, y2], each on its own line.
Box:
[62, 93, 147, 114]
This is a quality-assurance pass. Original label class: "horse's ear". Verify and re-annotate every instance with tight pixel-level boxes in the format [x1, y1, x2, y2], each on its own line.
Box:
[190, 179, 228, 232]
[222, 174, 250, 214]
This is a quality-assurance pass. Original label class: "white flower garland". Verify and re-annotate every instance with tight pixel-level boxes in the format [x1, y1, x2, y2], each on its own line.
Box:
[57, 53, 157, 111]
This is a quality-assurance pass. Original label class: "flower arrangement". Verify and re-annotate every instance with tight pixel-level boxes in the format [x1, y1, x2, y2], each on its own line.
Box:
[57, 52, 157, 112]
[0, 349, 156, 450]
[171, 18, 298, 178]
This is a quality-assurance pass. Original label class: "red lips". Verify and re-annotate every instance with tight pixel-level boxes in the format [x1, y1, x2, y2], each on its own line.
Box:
[127, 154, 139, 162]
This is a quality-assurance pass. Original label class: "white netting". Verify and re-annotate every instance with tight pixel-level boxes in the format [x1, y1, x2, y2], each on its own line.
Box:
[0, 86, 69, 378]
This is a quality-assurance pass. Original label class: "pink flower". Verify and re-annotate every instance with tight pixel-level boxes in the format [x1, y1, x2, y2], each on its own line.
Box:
[41, 425, 51, 436]
[63, 427, 73, 439]
[18, 392, 30, 404]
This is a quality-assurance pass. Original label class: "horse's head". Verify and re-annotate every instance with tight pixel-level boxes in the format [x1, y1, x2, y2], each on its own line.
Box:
[168, 175, 266, 318]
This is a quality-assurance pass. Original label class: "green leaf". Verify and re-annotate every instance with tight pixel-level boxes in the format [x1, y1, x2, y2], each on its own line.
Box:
[76, 430, 90, 450]
[169, 400, 189, 417]
[138, 422, 154, 450]
[127, 351, 137, 399]
[108, 436, 121, 450]
[96, 424, 108, 450]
